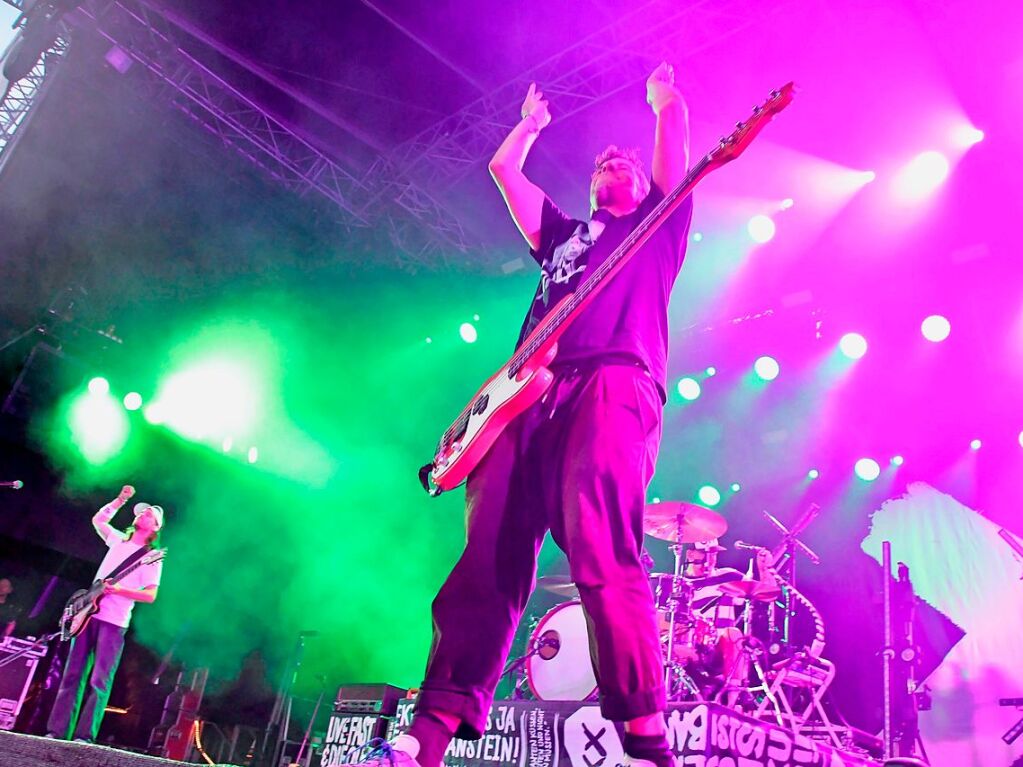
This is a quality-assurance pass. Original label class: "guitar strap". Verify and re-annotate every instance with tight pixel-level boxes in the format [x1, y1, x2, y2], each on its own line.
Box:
[104, 544, 155, 582]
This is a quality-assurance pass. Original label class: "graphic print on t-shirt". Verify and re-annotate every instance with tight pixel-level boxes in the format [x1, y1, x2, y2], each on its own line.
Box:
[538, 225, 593, 309]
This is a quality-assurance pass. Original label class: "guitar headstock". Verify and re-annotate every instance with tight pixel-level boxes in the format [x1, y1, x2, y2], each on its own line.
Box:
[707, 82, 796, 167]
[143, 548, 167, 565]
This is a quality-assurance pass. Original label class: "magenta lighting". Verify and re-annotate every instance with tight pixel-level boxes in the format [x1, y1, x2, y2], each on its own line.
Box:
[952, 124, 985, 148]
[970, 439, 982, 451]
[921, 314, 951, 342]
[854, 458, 881, 481]
[754, 356, 780, 381]
[747, 214, 776, 243]
[893, 150, 950, 202]
[838, 332, 868, 360]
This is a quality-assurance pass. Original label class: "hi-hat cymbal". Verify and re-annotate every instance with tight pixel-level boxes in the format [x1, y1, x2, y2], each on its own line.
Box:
[718, 579, 781, 602]
[536, 575, 579, 599]
[642, 501, 728, 543]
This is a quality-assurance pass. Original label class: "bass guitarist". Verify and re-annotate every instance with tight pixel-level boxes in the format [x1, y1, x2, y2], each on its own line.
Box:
[361, 62, 693, 767]
[46, 485, 164, 743]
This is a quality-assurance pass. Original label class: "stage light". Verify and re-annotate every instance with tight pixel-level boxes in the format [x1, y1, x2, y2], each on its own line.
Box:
[88, 377, 110, 396]
[893, 150, 949, 202]
[952, 124, 984, 148]
[222, 437, 233, 453]
[838, 332, 868, 360]
[970, 439, 982, 451]
[473, 314, 480, 321]
[921, 315, 951, 342]
[677, 377, 701, 401]
[747, 214, 776, 243]
[652, 497, 661, 504]
[754, 356, 780, 381]
[425, 337, 432, 344]
[807, 469, 820, 480]
[730, 483, 741, 492]
[68, 388, 129, 464]
[698, 485, 721, 507]
[780, 198, 794, 210]
[860, 170, 877, 183]
[122, 392, 142, 411]
[692, 232, 703, 242]
[459, 322, 478, 343]
[150, 359, 262, 441]
[1018, 430, 1023, 448]
[854, 458, 881, 482]
[891, 455, 904, 466]
[248, 446, 259, 464]
[705, 366, 717, 377]
[143, 404, 164, 425]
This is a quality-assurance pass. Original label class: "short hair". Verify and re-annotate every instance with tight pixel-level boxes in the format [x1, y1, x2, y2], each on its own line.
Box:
[590, 145, 651, 209]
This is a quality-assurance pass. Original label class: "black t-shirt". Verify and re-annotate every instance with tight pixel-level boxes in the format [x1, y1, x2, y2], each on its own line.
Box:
[516, 186, 694, 397]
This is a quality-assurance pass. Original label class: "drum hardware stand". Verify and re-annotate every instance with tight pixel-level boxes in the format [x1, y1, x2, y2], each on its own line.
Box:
[661, 539, 702, 701]
[499, 622, 554, 700]
[763, 505, 821, 652]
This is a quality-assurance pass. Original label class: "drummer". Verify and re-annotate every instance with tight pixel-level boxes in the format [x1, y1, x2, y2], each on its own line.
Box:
[681, 539, 748, 701]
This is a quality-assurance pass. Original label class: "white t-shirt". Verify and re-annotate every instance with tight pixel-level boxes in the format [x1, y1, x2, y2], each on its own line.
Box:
[94, 529, 163, 629]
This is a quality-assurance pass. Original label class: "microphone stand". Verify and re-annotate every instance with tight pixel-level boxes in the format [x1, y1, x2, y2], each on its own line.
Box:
[0, 630, 60, 670]
[499, 633, 559, 699]
[763, 504, 821, 649]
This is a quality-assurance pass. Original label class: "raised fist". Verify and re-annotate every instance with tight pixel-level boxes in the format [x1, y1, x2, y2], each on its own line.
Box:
[646, 61, 682, 114]
[119, 485, 135, 500]
[520, 82, 551, 130]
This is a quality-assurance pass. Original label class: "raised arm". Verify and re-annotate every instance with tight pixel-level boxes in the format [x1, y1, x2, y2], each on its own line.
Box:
[92, 485, 134, 543]
[646, 62, 690, 195]
[487, 83, 551, 251]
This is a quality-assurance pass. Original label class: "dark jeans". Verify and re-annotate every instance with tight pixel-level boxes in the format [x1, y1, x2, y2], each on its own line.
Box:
[47, 617, 127, 741]
[417, 363, 665, 739]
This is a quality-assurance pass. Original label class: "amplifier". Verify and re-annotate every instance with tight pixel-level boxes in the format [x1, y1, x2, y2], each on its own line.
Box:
[0, 637, 46, 731]
[334, 683, 406, 715]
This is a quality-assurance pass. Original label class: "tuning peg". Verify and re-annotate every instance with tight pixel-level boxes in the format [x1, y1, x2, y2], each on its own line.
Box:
[753, 105, 761, 114]
[736, 121, 745, 129]
[719, 137, 726, 148]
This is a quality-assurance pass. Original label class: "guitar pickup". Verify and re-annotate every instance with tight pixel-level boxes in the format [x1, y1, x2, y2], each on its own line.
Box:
[471, 394, 489, 415]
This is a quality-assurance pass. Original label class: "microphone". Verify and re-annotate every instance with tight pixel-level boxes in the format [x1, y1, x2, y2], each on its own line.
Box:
[733, 540, 765, 551]
[0, 480, 23, 489]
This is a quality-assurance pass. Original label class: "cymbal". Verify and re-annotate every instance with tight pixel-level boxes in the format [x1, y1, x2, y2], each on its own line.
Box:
[718, 579, 781, 602]
[642, 501, 727, 543]
[536, 575, 579, 599]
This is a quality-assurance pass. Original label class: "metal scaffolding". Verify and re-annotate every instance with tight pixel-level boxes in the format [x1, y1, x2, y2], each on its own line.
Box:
[0, 23, 70, 179]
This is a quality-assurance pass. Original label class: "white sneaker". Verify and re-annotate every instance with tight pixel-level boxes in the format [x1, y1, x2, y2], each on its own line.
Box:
[356, 734, 427, 767]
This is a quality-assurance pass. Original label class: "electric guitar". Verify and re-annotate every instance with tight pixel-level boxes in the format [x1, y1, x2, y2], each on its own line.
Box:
[59, 547, 166, 640]
[419, 83, 796, 495]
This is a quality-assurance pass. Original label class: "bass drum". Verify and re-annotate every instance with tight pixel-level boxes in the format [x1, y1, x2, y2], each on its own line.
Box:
[526, 600, 597, 701]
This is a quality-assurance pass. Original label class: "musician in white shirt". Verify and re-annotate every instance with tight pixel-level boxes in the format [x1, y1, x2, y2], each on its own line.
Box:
[46, 485, 164, 743]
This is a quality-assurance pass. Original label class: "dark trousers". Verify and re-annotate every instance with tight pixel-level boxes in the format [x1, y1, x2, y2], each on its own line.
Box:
[417, 363, 666, 739]
[47, 617, 127, 741]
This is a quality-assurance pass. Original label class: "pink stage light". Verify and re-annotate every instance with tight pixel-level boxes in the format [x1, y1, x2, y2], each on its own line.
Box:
[921, 314, 951, 342]
[1018, 431, 1023, 448]
[951, 124, 985, 149]
[970, 439, 982, 451]
[892, 151, 950, 202]
[747, 214, 776, 243]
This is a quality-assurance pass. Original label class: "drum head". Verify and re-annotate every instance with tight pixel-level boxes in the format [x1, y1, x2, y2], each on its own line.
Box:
[526, 601, 597, 701]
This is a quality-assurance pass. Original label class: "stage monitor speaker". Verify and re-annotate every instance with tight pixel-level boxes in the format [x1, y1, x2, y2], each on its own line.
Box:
[0, 637, 46, 730]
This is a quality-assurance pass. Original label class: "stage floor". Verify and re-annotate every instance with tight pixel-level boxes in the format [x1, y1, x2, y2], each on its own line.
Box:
[0, 730, 242, 767]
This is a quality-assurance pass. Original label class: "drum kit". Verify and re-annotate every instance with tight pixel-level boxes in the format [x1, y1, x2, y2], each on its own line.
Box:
[515, 500, 805, 705]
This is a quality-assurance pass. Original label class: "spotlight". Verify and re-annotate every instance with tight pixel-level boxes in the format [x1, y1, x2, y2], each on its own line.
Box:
[222, 437, 233, 453]
[838, 332, 868, 360]
[854, 458, 881, 482]
[1019, 431, 1023, 448]
[747, 214, 776, 244]
[693, 232, 703, 242]
[780, 198, 794, 210]
[730, 483, 741, 492]
[122, 392, 143, 411]
[677, 377, 701, 401]
[891, 455, 904, 466]
[425, 337, 433, 344]
[970, 439, 982, 451]
[754, 356, 780, 381]
[88, 377, 110, 396]
[860, 170, 877, 183]
[705, 366, 717, 377]
[952, 124, 984, 148]
[807, 469, 820, 480]
[921, 315, 951, 342]
[698, 485, 721, 507]
[248, 446, 259, 464]
[459, 322, 478, 343]
[473, 313, 480, 321]
[652, 497, 661, 504]
[893, 150, 949, 202]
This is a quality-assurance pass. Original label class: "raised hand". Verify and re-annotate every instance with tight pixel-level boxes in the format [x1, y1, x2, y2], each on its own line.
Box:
[119, 485, 135, 501]
[646, 61, 683, 114]
[520, 82, 552, 130]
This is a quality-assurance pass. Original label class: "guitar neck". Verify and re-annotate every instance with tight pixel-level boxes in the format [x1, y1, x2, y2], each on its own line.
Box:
[510, 153, 712, 376]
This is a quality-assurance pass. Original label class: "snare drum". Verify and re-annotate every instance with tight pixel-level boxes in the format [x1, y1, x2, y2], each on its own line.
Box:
[525, 601, 597, 701]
